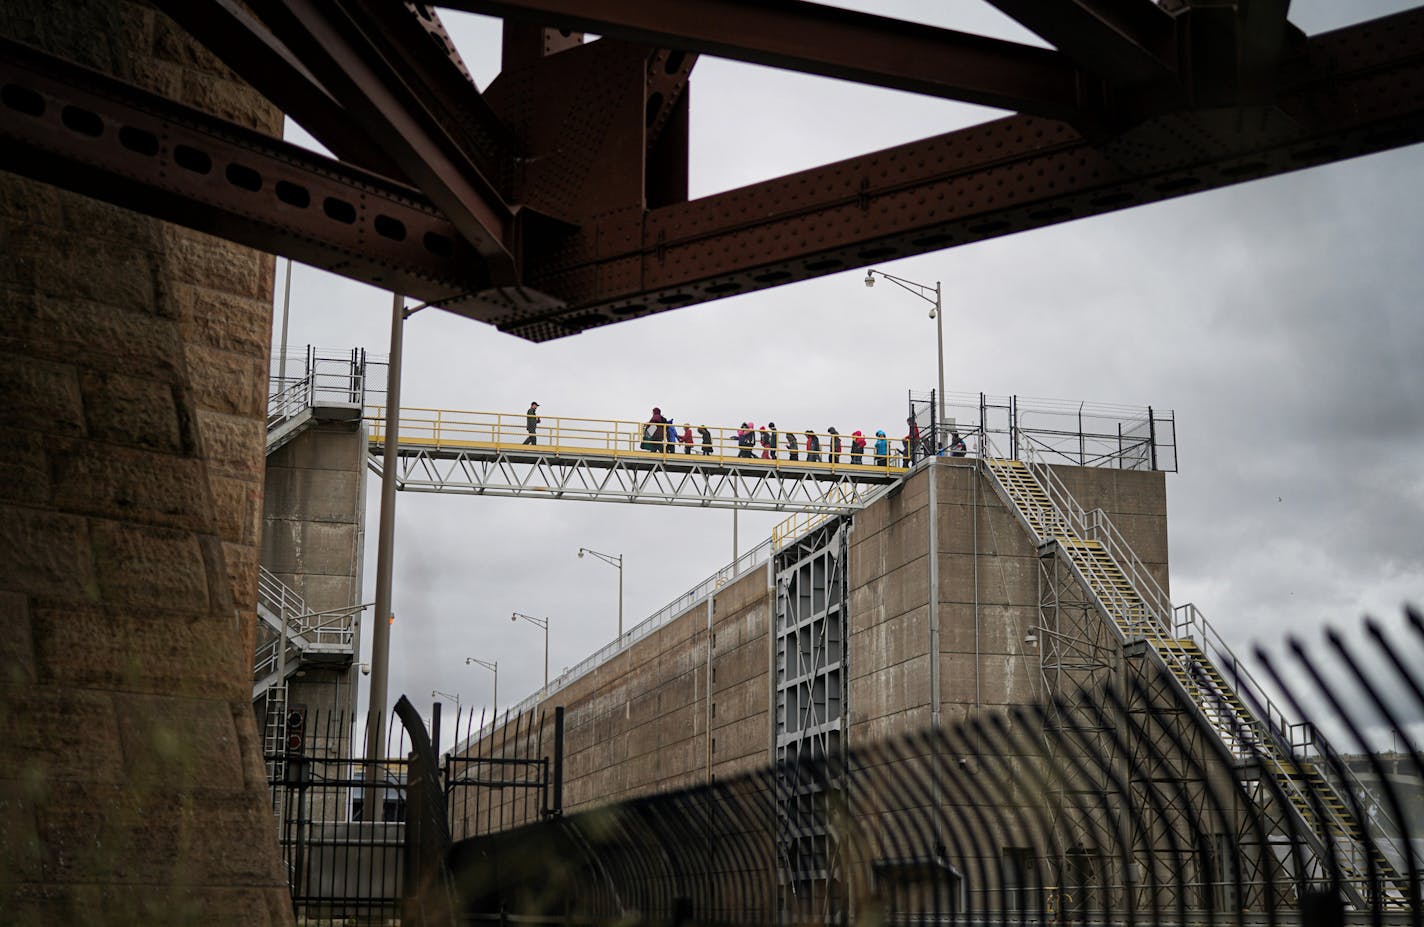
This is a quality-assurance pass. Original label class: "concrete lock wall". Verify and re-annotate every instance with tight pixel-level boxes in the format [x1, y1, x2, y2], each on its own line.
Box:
[262, 420, 368, 730]
[0, 2, 292, 924]
[460, 457, 1169, 843]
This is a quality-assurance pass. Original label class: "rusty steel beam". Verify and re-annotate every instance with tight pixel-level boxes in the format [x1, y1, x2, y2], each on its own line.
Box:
[0, 37, 495, 309]
[491, 8, 1424, 341]
[245, 0, 517, 282]
[149, 0, 407, 181]
[982, 0, 1178, 89]
[447, 0, 1090, 121]
[6, 8, 1424, 344]
[336, 2, 517, 192]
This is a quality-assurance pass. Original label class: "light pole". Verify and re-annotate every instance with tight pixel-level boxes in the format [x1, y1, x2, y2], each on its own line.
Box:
[465, 657, 497, 719]
[511, 611, 549, 697]
[430, 688, 461, 712]
[578, 547, 624, 638]
[865, 269, 945, 449]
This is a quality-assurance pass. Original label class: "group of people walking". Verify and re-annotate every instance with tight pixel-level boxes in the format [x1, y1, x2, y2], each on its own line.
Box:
[522, 401, 968, 464]
[640, 408, 714, 455]
[653, 411, 969, 466]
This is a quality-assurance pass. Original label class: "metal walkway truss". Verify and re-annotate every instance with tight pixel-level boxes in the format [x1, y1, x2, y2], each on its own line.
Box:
[368, 444, 898, 513]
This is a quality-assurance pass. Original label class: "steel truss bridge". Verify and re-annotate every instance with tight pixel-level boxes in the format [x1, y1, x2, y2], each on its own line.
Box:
[367, 410, 900, 513]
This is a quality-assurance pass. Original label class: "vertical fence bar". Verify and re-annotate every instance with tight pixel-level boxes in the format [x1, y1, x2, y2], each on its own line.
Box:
[553, 706, 565, 817]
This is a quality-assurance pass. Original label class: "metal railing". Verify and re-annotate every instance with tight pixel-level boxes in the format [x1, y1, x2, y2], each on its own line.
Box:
[367, 406, 914, 473]
[253, 567, 361, 686]
[1021, 439, 1175, 631]
[985, 440, 1407, 901]
[457, 539, 775, 754]
[941, 391, 1177, 472]
[267, 347, 369, 443]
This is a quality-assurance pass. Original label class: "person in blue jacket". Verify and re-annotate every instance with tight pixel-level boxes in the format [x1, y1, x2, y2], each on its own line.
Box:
[873, 429, 889, 467]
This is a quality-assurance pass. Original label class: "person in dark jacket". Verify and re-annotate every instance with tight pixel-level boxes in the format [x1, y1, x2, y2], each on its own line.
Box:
[642, 407, 667, 451]
[806, 430, 821, 463]
[764, 422, 778, 460]
[949, 430, 967, 456]
[737, 423, 755, 458]
[850, 430, 865, 465]
[699, 426, 714, 455]
[785, 429, 799, 461]
[522, 401, 541, 445]
[827, 426, 841, 464]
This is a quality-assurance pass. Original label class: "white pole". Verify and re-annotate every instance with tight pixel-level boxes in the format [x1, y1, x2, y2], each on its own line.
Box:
[278, 258, 292, 388]
[935, 281, 946, 449]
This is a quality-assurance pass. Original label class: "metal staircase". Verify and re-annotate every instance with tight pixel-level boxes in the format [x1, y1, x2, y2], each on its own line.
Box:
[252, 566, 361, 698]
[982, 452, 1409, 910]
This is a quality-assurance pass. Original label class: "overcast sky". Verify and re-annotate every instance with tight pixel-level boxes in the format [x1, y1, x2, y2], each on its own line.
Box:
[271, 2, 1424, 750]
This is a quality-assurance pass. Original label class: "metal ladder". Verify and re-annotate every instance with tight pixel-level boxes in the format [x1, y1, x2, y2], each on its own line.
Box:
[982, 451, 1409, 910]
[262, 683, 288, 785]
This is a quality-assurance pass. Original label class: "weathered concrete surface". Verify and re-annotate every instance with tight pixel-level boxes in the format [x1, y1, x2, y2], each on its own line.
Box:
[459, 456, 1170, 842]
[260, 420, 368, 731]
[0, 2, 292, 923]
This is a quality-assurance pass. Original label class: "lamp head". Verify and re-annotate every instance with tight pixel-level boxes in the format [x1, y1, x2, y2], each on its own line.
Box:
[928, 306, 937, 319]
[863, 272, 875, 288]
[578, 548, 585, 558]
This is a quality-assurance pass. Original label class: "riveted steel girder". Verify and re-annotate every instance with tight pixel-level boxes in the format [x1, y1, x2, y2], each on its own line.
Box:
[4, 5, 1423, 343]
[446, 0, 1089, 120]
[494, 9, 1424, 341]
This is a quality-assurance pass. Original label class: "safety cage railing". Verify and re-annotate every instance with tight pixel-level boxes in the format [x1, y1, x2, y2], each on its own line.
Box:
[267, 346, 375, 437]
[933, 390, 1177, 471]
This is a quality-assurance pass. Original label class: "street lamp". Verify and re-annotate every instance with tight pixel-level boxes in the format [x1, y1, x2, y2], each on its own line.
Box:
[430, 688, 461, 712]
[578, 547, 624, 638]
[511, 611, 549, 698]
[865, 269, 946, 449]
[465, 657, 497, 719]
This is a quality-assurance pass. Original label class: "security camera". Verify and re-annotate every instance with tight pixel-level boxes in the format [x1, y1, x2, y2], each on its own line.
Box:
[360, 663, 371, 676]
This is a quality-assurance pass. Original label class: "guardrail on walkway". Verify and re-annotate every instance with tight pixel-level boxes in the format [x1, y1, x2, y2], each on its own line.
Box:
[367, 406, 912, 474]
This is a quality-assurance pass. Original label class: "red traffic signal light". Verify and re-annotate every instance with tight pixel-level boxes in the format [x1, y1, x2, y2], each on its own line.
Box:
[285, 704, 308, 754]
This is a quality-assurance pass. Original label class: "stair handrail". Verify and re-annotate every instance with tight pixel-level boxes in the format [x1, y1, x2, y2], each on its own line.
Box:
[1296, 719, 1411, 881]
[986, 438, 1406, 897]
[259, 565, 308, 625]
[1171, 603, 1294, 754]
[982, 435, 1159, 637]
[267, 373, 313, 434]
[1022, 441, 1176, 632]
[979, 435, 1074, 542]
[256, 568, 360, 652]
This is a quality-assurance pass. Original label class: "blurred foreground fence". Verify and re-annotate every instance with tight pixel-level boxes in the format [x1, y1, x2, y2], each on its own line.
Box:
[270, 611, 1424, 926]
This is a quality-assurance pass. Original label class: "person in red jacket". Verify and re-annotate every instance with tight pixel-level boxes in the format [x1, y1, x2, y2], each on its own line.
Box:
[850, 430, 866, 465]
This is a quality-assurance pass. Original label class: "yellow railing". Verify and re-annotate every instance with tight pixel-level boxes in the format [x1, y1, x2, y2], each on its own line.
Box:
[772, 485, 861, 549]
[365, 406, 917, 472]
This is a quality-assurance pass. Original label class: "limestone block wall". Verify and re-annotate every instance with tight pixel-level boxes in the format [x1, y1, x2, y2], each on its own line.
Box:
[0, 2, 291, 924]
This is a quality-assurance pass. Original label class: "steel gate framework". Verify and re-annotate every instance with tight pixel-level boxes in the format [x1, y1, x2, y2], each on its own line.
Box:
[2, 4, 1423, 339]
[774, 520, 851, 923]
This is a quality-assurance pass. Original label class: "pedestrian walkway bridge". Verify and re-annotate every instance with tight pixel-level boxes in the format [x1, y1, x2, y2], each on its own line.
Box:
[269, 348, 1178, 515]
[367, 408, 910, 513]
